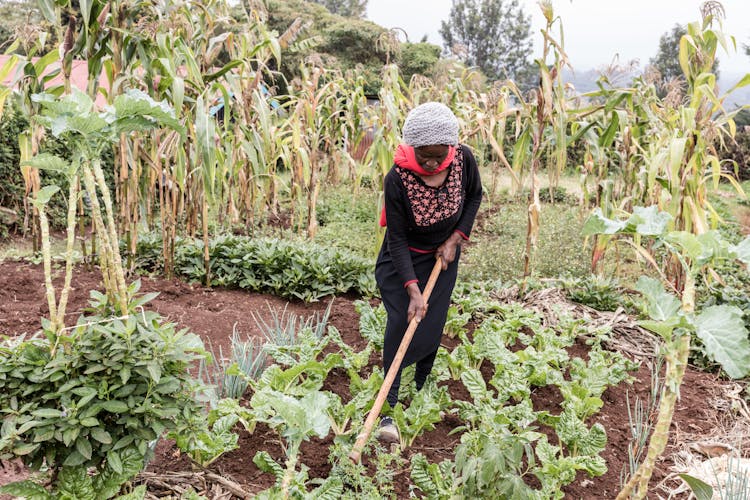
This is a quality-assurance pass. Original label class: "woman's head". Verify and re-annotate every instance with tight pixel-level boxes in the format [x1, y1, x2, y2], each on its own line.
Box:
[402, 102, 459, 149]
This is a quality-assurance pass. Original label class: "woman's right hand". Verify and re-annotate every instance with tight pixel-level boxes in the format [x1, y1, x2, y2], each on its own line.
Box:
[406, 283, 427, 324]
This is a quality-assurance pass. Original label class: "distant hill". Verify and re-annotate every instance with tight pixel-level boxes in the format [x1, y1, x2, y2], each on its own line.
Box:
[560, 68, 750, 108]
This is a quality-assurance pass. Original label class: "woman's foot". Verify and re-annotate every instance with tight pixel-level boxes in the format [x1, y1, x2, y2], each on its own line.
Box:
[377, 416, 400, 444]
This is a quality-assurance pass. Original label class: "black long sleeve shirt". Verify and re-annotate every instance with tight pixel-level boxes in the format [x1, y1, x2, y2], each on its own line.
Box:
[380, 144, 482, 286]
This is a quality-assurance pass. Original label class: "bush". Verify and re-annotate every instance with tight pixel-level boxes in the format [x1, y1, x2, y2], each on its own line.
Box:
[0, 285, 207, 498]
[131, 233, 376, 301]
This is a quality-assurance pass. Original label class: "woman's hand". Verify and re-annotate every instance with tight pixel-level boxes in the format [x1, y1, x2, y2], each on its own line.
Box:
[406, 283, 427, 323]
[435, 232, 464, 271]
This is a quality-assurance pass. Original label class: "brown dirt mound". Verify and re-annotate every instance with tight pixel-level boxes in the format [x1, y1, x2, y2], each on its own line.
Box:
[0, 260, 741, 499]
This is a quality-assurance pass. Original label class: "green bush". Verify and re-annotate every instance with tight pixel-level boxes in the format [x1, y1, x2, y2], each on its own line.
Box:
[399, 42, 441, 83]
[0, 285, 207, 498]
[131, 233, 376, 301]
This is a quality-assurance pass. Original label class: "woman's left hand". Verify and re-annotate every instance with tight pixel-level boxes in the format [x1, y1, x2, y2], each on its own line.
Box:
[435, 232, 464, 271]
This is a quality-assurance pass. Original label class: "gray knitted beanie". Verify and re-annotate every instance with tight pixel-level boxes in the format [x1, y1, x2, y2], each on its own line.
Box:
[402, 102, 459, 148]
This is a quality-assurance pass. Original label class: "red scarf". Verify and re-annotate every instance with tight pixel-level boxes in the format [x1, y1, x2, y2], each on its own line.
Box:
[379, 144, 456, 227]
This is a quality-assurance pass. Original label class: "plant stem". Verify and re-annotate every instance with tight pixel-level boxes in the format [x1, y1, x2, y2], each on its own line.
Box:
[81, 164, 116, 305]
[38, 206, 58, 331]
[617, 273, 694, 499]
[92, 158, 129, 313]
[55, 176, 80, 329]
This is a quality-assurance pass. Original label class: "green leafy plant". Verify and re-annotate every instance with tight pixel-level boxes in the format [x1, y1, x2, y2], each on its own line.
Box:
[0, 291, 207, 498]
[131, 233, 376, 301]
[585, 206, 750, 498]
[254, 302, 333, 365]
[199, 335, 265, 404]
[353, 300, 387, 350]
[390, 384, 451, 450]
[250, 388, 333, 495]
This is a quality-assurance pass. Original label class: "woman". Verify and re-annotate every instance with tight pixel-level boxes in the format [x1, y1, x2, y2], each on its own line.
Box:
[376, 102, 482, 442]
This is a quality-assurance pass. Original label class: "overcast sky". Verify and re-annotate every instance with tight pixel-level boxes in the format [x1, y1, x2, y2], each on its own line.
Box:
[366, 0, 750, 76]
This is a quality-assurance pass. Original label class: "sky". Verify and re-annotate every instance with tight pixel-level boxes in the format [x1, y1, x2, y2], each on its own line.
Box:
[365, 0, 750, 77]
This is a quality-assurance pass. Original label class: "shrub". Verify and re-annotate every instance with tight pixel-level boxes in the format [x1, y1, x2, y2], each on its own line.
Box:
[131, 233, 376, 301]
[0, 285, 207, 498]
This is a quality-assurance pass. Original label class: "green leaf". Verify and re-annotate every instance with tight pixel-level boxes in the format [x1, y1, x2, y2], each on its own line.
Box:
[63, 449, 88, 467]
[678, 474, 713, 500]
[582, 208, 627, 236]
[29, 186, 61, 208]
[630, 206, 671, 236]
[57, 465, 95, 500]
[461, 369, 488, 401]
[694, 305, 750, 379]
[635, 277, 681, 322]
[730, 236, 750, 266]
[107, 450, 123, 474]
[75, 436, 93, 460]
[664, 231, 704, 261]
[36, 0, 56, 23]
[21, 153, 71, 173]
[90, 427, 113, 444]
[31, 407, 64, 418]
[252, 451, 284, 479]
[101, 400, 129, 413]
[13, 442, 40, 456]
[0, 480, 52, 500]
[638, 318, 680, 339]
[111, 90, 184, 135]
[145, 362, 161, 383]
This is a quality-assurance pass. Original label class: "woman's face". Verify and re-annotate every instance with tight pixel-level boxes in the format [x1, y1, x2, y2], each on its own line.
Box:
[414, 144, 450, 172]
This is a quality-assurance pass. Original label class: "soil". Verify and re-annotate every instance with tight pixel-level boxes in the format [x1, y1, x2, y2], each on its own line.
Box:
[0, 260, 743, 499]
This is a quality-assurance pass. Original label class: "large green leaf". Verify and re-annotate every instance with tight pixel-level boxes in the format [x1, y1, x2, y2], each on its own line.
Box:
[21, 153, 71, 173]
[581, 208, 627, 236]
[583, 206, 672, 237]
[29, 185, 60, 208]
[635, 277, 681, 322]
[630, 206, 672, 236]
[694, 305, 750, 379]
[0, 480, 51, 500]
[111, 90, 184, 135]
[730, 236, 750, 266]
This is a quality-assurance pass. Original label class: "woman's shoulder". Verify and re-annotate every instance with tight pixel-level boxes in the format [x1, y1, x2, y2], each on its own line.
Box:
[384, 166, 407, 188]
[458, 143, 475, 158]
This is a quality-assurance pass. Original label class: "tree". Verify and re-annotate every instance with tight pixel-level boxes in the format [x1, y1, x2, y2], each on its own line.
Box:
[398, 42, 441, 83]
[310, 0, 366, 18]
[439, 0, 532, 82]
[648, 23, 719, 82]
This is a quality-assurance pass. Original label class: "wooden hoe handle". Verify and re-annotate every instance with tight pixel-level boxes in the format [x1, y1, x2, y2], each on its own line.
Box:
[349, 257, 443, 463]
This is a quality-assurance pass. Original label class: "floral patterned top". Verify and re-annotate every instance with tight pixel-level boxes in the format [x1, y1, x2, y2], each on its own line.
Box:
[379, 144, 482, 286]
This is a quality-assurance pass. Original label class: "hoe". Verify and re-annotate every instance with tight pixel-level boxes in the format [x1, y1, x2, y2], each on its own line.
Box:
[349, 257, 443, 462]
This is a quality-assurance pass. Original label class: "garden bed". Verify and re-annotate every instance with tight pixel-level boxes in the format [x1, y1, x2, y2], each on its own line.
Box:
[0, 260, 744, 498]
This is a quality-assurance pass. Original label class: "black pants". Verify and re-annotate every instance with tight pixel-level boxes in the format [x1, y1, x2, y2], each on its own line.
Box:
[376, 247, 459, 407]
